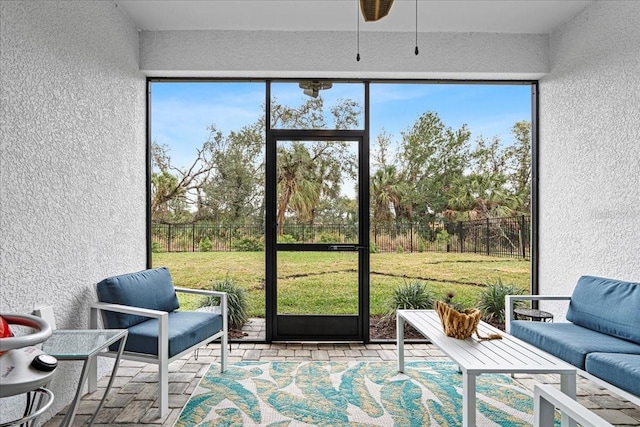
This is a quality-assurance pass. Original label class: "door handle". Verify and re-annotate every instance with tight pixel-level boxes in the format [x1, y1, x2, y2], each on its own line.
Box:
[328, 245, 365, 251]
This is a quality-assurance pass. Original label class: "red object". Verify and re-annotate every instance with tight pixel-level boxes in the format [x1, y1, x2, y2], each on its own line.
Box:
[0, 315, 13, 339]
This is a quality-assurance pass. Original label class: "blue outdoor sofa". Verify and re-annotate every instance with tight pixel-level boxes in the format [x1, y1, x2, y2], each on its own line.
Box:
[506, 275, 640, 405]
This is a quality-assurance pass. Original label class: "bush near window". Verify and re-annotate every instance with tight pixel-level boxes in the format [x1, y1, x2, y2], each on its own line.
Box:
[477, 277, 525, 323]
[198, 277, 249, 329]
[385, 280, 435, 320]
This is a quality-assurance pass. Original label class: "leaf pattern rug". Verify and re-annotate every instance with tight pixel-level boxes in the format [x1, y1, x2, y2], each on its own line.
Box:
[175, 360, 552, 426]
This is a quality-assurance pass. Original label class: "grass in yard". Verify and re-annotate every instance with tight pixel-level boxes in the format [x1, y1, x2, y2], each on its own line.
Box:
[152, 251, 530, 317]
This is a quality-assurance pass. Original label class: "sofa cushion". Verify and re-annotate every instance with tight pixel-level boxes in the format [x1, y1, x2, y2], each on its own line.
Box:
[566, 276, 640, 344]
[586, 353, 640, 397]
[116, 311, 224, 358]
[510, 321, 640, 369]
[96, 267, 180, 329]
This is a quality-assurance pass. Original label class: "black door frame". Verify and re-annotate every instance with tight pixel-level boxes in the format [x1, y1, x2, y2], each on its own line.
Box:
[265, 129, 370, 341]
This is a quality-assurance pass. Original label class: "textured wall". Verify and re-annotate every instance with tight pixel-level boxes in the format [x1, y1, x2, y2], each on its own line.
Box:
[141, 30, 548, 80]
[0, 0, 145, 420]
[538, 1, 640, 316]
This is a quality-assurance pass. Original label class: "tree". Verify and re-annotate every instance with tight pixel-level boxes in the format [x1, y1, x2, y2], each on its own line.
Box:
[396, 112, 471, 222]
[273, 97, 359, 234]
[151, 141, 215, 222]
[503, 121, 531, 213]
[200, 123, 264, 223]
[370, 165, 404, 225]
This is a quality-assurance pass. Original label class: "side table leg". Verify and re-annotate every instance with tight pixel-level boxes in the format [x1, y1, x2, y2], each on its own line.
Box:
[462, 370, 476, 427]
[397, 313, 405, 373]
[60, 357, 93, 427]
[86, 334, 128, 426]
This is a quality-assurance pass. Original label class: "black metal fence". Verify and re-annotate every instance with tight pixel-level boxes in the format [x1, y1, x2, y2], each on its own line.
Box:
[152, 215, 530, 259]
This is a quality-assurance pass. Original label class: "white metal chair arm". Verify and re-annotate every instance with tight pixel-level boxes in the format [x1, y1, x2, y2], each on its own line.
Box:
[534, 384, 612, 427]
[174, 287, 228, 299]
[90, 301, 169, 319]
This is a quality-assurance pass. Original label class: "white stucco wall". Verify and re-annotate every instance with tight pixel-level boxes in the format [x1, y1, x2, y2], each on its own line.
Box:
[0, 0, 145, 421]
[538, 1, 640, 316]
[140, 30, 548, 80]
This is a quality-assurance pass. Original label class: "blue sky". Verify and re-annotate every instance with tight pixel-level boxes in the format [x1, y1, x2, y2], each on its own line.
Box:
[151, 81, 531, 170]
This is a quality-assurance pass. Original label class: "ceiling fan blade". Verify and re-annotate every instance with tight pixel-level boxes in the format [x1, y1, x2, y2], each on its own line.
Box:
[360, 0, 394, 22]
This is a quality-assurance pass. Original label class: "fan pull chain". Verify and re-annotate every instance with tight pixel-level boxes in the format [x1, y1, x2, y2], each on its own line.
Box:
[415, 0, 419, 55]
[357, 0, 361, 61]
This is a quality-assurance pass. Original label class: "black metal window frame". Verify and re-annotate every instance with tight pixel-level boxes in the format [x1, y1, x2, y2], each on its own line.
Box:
[145, 77, 540, 321]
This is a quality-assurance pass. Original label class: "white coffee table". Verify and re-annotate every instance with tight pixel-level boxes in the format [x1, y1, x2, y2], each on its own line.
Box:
[397, 309, 577, 427]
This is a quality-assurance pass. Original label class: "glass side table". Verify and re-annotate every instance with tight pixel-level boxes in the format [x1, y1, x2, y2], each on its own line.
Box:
[42, 329, 127, 427]
[514, 308, 554, 322]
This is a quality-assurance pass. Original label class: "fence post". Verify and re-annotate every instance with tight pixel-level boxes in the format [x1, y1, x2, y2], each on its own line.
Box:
[485, 218, 490, 256]
[192, 224, 195, 252]
[520, 215, 526, 259]
[168, 224, 172, 252]
[458, 221, 464, 253]
[410, 223, 414, 253]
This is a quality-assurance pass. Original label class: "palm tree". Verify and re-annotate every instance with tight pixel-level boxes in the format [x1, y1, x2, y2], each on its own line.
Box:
[371, 165, 404, 225]
[447, 174, 514, 221]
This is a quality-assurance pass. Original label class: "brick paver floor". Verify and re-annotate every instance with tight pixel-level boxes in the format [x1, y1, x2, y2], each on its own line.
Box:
[41, 332, 640, 426]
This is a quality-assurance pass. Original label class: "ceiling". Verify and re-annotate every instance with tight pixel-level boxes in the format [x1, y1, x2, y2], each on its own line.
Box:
[116, 0, 595, 34]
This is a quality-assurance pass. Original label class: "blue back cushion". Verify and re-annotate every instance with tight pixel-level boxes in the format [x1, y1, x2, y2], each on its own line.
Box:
[96, 267, 180, 329]
[566, 276, 640, 344]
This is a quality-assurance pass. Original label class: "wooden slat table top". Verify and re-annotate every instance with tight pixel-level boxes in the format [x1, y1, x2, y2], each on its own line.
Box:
[397, 309, 576, 375]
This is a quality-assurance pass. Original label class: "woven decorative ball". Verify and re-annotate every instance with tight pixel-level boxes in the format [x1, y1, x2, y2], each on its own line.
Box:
[435, 300, 482, 339]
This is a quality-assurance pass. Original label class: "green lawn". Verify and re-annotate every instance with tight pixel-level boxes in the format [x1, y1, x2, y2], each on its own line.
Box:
[152, 251, 530, 317]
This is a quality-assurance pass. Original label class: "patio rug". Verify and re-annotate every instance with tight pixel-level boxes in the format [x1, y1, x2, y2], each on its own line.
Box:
[175, 360, 556, 426]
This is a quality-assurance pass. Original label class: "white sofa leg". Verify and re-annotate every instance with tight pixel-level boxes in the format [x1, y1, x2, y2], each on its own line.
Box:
[220, 332, 228, 372]
[220, 294, 228, 373]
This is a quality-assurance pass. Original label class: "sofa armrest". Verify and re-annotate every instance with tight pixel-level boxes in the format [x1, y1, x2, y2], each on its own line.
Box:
[505, 295, 571, 333]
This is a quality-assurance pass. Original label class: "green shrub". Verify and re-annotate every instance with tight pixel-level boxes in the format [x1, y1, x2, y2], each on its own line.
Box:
[232, 237, 263, 252]
[369, 242, 378, 253]
[198, 277, 249, 329]
[477, 277, 526, 323]
[277, 234, 297, 243]
[385, 280, 435, 319]
[396, 245, 404, 254]
[318, 233, 340, 243]
[199, 236, 213, 252]
[436, 229, 451, 245]
[151, 241, 161, 253]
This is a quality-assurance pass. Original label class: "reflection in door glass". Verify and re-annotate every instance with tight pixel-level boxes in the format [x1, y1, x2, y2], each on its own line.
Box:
[276, 140, 358, 243]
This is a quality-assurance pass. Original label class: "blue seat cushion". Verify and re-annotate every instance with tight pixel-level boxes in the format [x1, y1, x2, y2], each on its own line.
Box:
[115, 311, 223, 358]
[586, 353, 640, 397]
[566, 276, 640, 344]
[96, 267, 180, 329]
[510, 321, 640, 369]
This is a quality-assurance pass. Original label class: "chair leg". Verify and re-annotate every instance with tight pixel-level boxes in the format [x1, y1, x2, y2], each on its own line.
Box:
[159, 358, 169, 417]
[158, 314, 169, 417]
